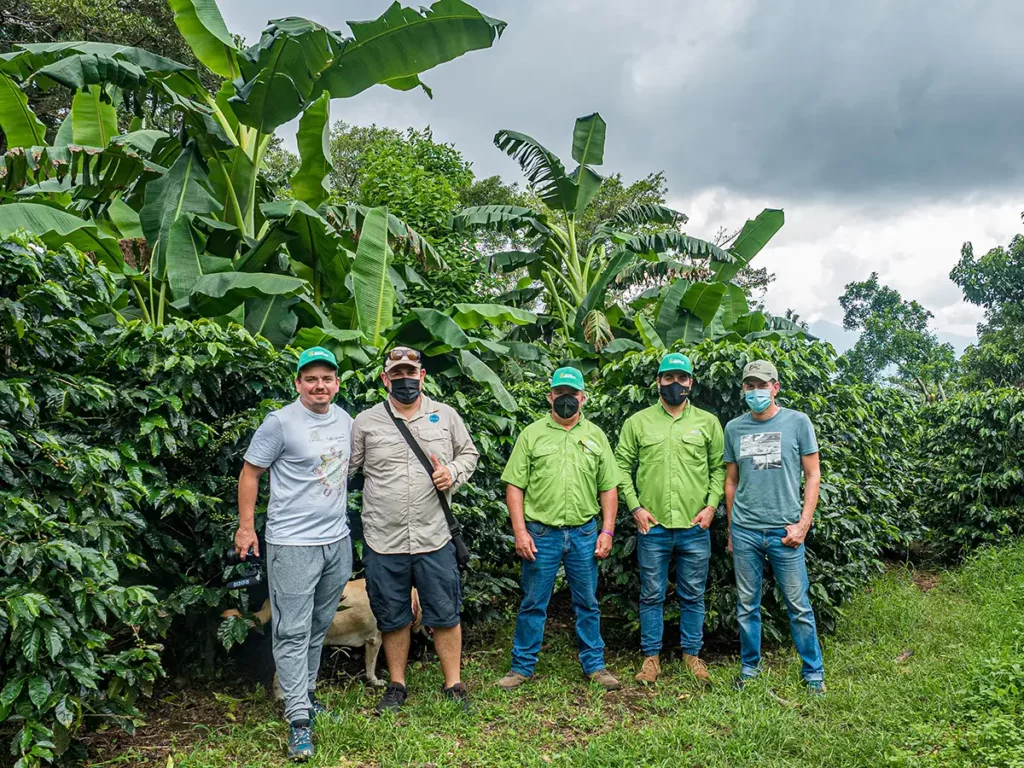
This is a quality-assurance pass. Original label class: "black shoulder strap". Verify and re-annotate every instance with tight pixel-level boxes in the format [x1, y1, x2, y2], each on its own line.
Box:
[383, 400, 462, 535]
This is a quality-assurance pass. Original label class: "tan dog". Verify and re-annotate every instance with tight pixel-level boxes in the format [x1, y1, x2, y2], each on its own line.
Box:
[226, 578, 421, 693]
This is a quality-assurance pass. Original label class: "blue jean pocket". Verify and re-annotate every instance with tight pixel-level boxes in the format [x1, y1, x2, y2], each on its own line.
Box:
[579, 519, 598, 536]
[525, 520, 549, 537]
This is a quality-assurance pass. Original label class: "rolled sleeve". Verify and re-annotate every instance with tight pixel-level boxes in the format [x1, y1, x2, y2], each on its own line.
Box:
[348, 416, 366, 476]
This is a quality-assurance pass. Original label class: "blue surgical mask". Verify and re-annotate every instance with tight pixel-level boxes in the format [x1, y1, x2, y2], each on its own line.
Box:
[745, 389, 772, 413]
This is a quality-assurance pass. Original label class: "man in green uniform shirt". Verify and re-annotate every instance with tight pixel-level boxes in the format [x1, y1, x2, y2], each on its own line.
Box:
[616, 353, 725, 685]
[497, 366, 622, 691]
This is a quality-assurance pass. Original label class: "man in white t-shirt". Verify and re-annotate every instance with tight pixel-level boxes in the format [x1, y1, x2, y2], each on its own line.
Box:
[235, 346, 352, 762]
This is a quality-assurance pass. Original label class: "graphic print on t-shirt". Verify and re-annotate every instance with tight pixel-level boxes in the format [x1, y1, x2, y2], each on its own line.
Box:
[740, 432, 782, 470]
[313, 444, 348, 496]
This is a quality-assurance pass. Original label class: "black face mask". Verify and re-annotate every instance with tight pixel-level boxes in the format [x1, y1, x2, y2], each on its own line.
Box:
[659, 382, 691, 407]
[552, 393, 580, 419]
[389, 377, 421, 404]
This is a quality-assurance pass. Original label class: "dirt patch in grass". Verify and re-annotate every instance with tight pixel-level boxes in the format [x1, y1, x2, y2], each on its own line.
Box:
[912, 571, 941, 593]
[81, 686, 274, 767]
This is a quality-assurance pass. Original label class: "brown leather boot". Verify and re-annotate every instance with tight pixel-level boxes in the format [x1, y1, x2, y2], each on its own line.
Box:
[496, 671, 529, 690]
[683, 653, 711, 685]
[634, 654, 661, 685]
[588, 668, 622, 691]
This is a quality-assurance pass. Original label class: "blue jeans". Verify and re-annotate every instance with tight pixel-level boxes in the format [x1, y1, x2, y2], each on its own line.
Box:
[638, 525, 711, 657]
[510, 518, 605, 677]
[731, 523, 824, 682]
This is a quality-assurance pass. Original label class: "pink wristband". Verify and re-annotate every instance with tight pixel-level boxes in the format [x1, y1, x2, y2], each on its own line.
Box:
[601, 529, 614, 537]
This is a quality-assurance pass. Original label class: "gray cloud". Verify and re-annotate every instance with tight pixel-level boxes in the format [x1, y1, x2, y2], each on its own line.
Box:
[222, 0, 1024, 202]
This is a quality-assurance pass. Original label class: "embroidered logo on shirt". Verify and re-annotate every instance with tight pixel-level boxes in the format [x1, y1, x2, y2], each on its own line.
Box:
[739, 432, 782, 470]
[429, 414, 440, 423]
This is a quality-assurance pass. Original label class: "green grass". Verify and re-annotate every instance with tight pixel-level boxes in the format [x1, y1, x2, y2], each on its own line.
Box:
[89, 543, 1024, 767]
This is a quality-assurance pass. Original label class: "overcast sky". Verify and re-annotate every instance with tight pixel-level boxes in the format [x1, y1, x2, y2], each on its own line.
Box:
[220, 0, 1024, 340]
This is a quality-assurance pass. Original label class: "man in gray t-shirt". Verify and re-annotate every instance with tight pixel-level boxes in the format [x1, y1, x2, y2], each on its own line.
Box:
[236, 346, 352, 761]
[724, 359, 825, 695]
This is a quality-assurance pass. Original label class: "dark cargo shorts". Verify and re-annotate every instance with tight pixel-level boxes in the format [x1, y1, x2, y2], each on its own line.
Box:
[364, 541, 462, 633]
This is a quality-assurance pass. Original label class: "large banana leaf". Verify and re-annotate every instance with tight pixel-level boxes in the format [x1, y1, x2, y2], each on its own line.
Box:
[590, 203, 686, 245]
[1, 42, 189, 80]
[244, 295, 299, 347]
[0, 203, 121, 270]
[571, 112, 606, 167]
[635, 313, 665, 349]
[351, 206, 393, 347]
[450, 303, 537, 329]
[680, 281, 727, 326]
[261, 200, 347, 297]
[71, 88, 118, 147]
[731, 311, 768, 336]
[3, 143, 152, 206]
[573, 247, 634, 336]
[293, 326, 371, 367]
[139, 141, 221, 297]
[320, 0, 506, 98]
[325, 203, 442, 267]
[0, 73, 47, 147]
[291, 92, 332, 208]
[655, 279, 711, 346]
[621, 232, 733, 263]
[458, 349, 516, 412]
[207, 146, 256, 233]
[713, 208, 785, 282]
[494, 129, 581, 213]
[229, 19, 343, 133]
[570, 164, 603, 216]
[189, 272, 307, 316]
[34, 54, 147, 91]
[448, 205, 550, 236]
[719, 283, 750, 328]
[490, 250, 544, 272]
[394, 308, 471, 350]
[169, 0, 240, 80]
[655, 279, 690, 343]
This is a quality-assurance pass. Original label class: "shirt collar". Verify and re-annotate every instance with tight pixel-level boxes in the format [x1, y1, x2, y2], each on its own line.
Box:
[545, 412, 586, 431]
[384, 394, 437, 421]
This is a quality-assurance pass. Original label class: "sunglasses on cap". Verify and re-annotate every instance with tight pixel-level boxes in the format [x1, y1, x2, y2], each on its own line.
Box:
[388, 348, 421, 362]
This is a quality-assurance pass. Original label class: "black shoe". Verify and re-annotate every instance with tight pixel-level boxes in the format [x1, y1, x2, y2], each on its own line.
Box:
[374, 682, 408, 715]
[442, 681, 471, 712]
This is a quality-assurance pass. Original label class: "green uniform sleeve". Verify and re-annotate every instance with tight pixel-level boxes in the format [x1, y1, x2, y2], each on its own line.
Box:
[614, 417, 642, 511]
[500, 430, 531, 489]
[705, 416, 726, 508]
[596, 429, 620, 493]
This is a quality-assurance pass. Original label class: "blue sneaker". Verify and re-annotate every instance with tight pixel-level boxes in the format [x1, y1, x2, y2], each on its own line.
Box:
[287, 723, 314, 762]
[806, 680, 826, 697]
[309, 693, 339, 727]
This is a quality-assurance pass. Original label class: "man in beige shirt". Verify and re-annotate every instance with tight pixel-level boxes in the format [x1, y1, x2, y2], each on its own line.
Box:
[350, 346, 479, 714]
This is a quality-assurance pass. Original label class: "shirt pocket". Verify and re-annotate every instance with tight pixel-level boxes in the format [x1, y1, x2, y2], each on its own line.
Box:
[366, 430, 405, 469]
[677, 433, 708, 468]
[638, 434, 668, 464]
[529, 444, 561, 481]
[412, 425, 452, 463]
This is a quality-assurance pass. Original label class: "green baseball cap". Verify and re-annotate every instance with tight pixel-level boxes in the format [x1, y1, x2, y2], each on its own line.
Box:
[296, 346, 338, 373]
[658, 352, 694, 375]
[550, 366, 585, 391]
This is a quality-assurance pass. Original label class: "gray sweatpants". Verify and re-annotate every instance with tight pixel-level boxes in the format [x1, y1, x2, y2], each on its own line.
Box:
[267, 537, 352, 723]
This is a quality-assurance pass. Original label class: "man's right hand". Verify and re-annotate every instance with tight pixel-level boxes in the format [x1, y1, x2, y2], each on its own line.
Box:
[235, 526, 259, 559]
[633, 507, 659, 535]
[514, 529, 537, 561]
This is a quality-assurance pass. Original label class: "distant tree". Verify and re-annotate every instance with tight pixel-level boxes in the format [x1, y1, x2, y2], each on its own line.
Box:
[839, 272, 955, 398]
[952, 234, 1024, 389]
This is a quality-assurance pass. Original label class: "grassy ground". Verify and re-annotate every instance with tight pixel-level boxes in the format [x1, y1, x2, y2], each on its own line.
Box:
[86, 543, 1024, 767]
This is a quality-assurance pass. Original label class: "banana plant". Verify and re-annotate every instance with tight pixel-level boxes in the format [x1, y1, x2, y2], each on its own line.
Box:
[449, 112, 736, 349]
[0, 0, 506, 337]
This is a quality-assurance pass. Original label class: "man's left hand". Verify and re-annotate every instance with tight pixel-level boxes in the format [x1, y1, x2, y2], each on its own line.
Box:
[594, 532, 613, 560]
[430, 454, 453, 491]
[691, 506, 716, 530]
[782, 522, 809, 547]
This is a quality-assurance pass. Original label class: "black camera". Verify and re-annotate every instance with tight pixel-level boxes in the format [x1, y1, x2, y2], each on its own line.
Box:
[224, 547, 263, 591]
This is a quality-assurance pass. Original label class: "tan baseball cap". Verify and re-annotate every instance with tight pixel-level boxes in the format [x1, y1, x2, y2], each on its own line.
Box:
[384, 346, 422, 373]
[741, 359, 779, 382]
